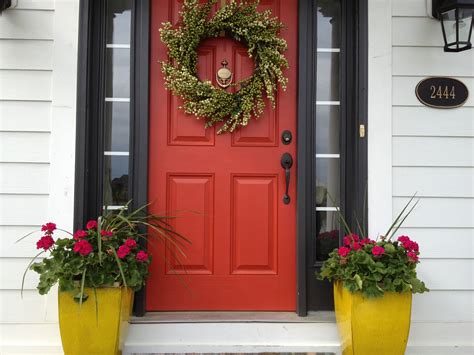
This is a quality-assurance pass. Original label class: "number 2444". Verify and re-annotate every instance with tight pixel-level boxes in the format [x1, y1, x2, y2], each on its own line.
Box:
[430, 85, 456, 99]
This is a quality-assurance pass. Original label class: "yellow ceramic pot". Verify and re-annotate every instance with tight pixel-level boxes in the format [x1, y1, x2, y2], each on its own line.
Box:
[58, 286, 133, 355]
[334, 281, 412, 355]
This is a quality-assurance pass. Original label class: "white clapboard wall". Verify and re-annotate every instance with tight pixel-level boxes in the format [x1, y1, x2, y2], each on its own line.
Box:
[0, 0, 78, 351]
[391, 0, 474, 327]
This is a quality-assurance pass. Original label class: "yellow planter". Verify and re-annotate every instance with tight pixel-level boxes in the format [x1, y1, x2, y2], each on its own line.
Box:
[58, 287, 133, 355]
[334, 282, 412, 355]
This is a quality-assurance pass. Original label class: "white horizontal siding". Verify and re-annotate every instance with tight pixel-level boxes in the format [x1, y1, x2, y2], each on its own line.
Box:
[393, 107, 474, 137]
[0, 225, 42, 258]
[397, 228, 474, 259]
[393, 167, 474, 197]
[0, 132, 50, 163]
[0, 258, 41, 290]
[393, 77, 474, 107]
[0, 194, 48, 225]
[393, 136, 474, 167]
[0, 39, 53, 70]
[393, 47, 474, 77]
[393, 17, 444, 47]
[392, 0, 427, 17]
[0, 101, 51, 132]
[0, 290, 47, 323]
[0, 70, 52, 101]
[0, 162, 49, 194]
[13, 0, 55, 10]
[393, 197, 474, 228]
[0, 9, 54, 40]
[412, 291, 474, 322]
[416, 259, 474, 291]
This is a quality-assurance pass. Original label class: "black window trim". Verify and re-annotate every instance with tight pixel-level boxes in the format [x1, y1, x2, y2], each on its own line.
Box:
[75, 0, 366, 317]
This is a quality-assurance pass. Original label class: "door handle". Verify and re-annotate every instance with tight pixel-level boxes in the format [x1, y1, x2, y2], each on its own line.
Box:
[280, 153, 293, 204]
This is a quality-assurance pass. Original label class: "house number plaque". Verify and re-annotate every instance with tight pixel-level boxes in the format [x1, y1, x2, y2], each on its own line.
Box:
[415, 77, 469, 109]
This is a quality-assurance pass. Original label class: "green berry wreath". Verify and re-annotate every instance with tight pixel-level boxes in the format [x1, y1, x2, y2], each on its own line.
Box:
[160, 0, 288, 134]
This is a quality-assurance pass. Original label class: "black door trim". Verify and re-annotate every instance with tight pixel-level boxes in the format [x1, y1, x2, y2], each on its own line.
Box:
[75, 0, 367, 317]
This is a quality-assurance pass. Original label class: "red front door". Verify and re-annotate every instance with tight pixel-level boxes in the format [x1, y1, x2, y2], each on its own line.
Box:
[147, 0, 298, 311]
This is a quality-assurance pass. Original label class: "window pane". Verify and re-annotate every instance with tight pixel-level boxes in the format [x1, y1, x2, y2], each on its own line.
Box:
[316, 0, 341, 48]
[104, 102, 130, 152]
[106, 0, 132, 44]
[316, 105, 340, 154]
[316, 53, 339, 101]
[316, 158, 340, 207]
[105, 48, 130, 98]
[103, 156, 129, 207]
[316, 212, 340, 261]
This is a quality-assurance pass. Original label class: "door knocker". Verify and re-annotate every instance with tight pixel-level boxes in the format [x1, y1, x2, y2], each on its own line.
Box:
[216, 59, 233, 89]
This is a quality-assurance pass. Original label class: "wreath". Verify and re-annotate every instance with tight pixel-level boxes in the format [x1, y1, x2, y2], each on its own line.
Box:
[160, 0, 288, 134]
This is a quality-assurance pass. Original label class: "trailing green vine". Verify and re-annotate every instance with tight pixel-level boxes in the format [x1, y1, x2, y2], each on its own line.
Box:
[160, 0, 288, 134]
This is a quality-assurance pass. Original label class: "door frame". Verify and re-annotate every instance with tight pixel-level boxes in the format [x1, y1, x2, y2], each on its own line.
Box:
[74, 0, 368, 317]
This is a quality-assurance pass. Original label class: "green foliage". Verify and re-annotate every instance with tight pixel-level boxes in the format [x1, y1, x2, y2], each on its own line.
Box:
[160, 0, 288, 134]
[318, 238, 429, 298]
[317, 196, 429, 298]
[21, 203, 189, 299]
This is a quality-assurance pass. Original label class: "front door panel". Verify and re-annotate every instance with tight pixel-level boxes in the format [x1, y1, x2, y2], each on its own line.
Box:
[147, 0, 298, 311]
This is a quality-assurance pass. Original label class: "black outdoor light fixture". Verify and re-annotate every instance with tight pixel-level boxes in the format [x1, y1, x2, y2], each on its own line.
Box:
[430, 0, 474, 52]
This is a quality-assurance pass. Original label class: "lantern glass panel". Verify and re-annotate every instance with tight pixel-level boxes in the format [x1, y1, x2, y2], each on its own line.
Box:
[441, 9, 458, 47]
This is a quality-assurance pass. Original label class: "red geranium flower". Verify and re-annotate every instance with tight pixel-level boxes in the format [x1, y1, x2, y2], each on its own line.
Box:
[41, 222, 56, 233]
[352, 242, 362, 251]
[73, 240, 93, 256]
[36, 235, 55, 250]
[73, 230, 88, 240]
[372, 245, 385, 256]
[136, 250, 149, 262]
[117, 245, 131, 259]
[124, 238, 137, 248]
[407, 251, 419, 263]
[86, 220, 98, 230]
[338, 246, 351, 257]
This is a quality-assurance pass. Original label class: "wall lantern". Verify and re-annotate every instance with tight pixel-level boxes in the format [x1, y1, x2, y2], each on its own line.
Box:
[429, 0, 474, 52]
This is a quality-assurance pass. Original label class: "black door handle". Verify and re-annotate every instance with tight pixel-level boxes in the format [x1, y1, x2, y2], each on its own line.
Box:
[280, 153, 293, 204]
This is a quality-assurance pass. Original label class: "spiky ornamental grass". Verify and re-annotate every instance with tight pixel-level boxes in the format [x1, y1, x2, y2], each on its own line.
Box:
[160, 0, 288, 134]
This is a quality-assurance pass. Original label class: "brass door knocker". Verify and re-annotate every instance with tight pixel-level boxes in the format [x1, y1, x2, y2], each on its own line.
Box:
[216, 59, 233, 89]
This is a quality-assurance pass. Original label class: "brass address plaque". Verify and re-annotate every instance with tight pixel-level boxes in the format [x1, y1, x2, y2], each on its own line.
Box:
[416, 77, 469, 109]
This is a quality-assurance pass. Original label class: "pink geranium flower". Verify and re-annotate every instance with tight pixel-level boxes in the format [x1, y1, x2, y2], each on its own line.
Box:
[73, 230, 88, 240]
[338, 246, 351, 258]
[36, 235, 55, 250]
[136, 250, 149, 262]
[86, 220, 98, 230]
[117, 245, 131, 259]
[407, 251, 419, 263]
[41, 222, 56, 234]
[124, 238, 137, 248]
[73, 240, 93, 256]
[372, 245, 385, 256]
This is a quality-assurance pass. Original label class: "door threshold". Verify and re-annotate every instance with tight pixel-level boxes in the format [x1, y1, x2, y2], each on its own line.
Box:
[131, 311, 336, 324]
